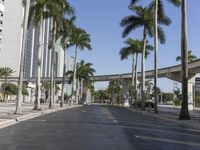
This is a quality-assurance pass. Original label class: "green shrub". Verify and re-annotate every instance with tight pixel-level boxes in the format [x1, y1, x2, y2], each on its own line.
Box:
[173, 98, 181, 106]
[195, 96, 200, 107]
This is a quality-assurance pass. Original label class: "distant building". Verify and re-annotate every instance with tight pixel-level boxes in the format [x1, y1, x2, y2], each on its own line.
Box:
[0, 0, 54, 78]
[65, 56, 75, 96]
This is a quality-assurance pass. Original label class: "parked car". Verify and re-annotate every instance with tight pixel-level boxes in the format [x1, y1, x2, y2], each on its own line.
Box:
[132, 101, 154, 108]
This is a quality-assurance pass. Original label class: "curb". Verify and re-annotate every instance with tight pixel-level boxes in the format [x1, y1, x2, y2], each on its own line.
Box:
[0, 105, 82, 130]
[117, 106, 200, 129]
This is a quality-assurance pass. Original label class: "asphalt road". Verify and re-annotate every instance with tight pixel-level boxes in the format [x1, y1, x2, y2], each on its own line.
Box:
[0, 105, 200, 150]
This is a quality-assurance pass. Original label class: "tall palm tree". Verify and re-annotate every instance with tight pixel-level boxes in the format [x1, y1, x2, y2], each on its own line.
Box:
[76, 60, 95, 103]
[69, 28, 92, 105]
[28, 1, 45, 110]
[15, 0, 30, 114]
[129, 0, 180, 113]
[48, 0, 74, 109]
[66, 60, 95, 104]
[179, 0, 190, 120]
[107, 80, 122, 105]
[28, 0, 74, 109]
[176, 50, 197, 62]
[120, 5, 165, 110]
[0, 67, 15, 102]
[153, 0, 180, 113]
[119, 38, 153, 107]
[59, 17, 76, 107]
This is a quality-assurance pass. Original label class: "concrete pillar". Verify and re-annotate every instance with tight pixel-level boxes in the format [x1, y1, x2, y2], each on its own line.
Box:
[188, 76, 196, 110]
[168, 72, 196, 110]
[86, 88, 91, 104]
[121, 79, 131, 107]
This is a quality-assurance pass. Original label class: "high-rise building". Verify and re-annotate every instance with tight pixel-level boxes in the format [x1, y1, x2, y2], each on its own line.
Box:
[24, 17, 53, 78]
[65, 56, 75, 96]
[0, 0, 4, 52]
[0, 0, 54, 78]
[0, 1, 74, 101]
[0, 0, 24, 76]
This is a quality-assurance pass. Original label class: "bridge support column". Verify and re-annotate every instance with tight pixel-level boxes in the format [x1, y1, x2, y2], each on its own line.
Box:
[81, 81, 92, 104]
[188, 76, 196, 110]
[168, 72, 196, 110]
[121, 79, 131, 107]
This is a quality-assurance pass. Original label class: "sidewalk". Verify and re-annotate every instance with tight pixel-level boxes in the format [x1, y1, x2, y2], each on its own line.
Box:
[0, 102, 81, 129]
[124, 105, 200, 129]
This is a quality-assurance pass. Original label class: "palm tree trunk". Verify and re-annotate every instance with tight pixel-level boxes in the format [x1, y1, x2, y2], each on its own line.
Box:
[131, 54, 135, 107]
[141, 27, 147, 110]
[60, 46, 67, 107]
[33, 16, 43, 110]
[3, 76, 7, 102]
[15, 0, 30, 114]
[131, 54, 135, 86]
[75, 79, 80, 104]
[179, 0, 190, 120]
[71, 46, 78, 105]
[49, 21, 57, 109]
[134, 53, 138, 108]
[80, 79, 83, 100]
[154, 0, 159, 114]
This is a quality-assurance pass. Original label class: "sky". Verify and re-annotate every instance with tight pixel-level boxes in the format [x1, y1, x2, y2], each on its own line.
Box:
[67, 0, 200, 92]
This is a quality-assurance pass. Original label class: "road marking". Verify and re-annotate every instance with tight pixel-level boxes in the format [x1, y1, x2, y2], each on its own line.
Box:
[27, 119, 46, 122]
[108, 116, 115, 119]
[118, 120, 200, 133]
[120, 126, 200, 137]
[113, 119, 119, 123]
[82, 110, 86, 113]
[134, 135, 200, 147]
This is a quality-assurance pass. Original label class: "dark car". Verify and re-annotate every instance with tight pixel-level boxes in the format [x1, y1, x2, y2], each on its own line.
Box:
[132, 101, 154, 108]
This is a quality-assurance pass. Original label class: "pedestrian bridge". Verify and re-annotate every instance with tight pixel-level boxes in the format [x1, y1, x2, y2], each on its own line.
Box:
[1, 59, 200, 83]
[91, 58, 200, 82]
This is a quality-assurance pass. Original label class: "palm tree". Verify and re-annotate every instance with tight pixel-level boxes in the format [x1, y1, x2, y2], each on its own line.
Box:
[15, 0, 30, 114]
[129, 0, 180, 113]
[153, 0, 180, 113]
[28, 0, 74, 109]
[120, 4, 165, 110]
[107, 80, 122, 105]
[76, 60, 95, 103]
[179, 0, 190, 120]
[176, 50, 197, 62]
[119, 38, 153, 107]
[0, 67, 15, 102]
[59, 17, 76, 107]
[48, 0, 74, 109]
[66, 60, 95, 104]
[69, 28, 92, 105]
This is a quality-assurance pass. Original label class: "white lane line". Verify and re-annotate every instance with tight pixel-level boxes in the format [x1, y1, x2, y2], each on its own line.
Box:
[113, 119, 119, 123]
[134, 135, 200, 147]
[120, 125, 200, 137]
[108, 116, 115, 119]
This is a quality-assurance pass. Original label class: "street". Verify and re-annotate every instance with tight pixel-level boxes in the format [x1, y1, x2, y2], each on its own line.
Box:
[0, 105, 200, 150]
